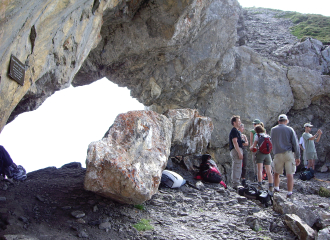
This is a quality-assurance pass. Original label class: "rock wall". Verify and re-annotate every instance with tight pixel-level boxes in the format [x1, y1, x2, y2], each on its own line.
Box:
[1, 2, 330, 176]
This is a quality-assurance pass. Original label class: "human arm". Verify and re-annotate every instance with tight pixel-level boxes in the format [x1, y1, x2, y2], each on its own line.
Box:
[315, 129, 322, 143]
[299, 144, 304, 151]
[250, 140, 257, 151]
[242, 134, 249, 146]
[232, 137, 243, 160]
[292, 130, 300, 160]
[249, 132, 254, 147]
[307, 129, 322, 141]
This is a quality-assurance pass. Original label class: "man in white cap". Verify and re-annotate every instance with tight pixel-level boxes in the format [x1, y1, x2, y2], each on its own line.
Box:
[302, 123, 322, 170]
[270, 114, 300, 198]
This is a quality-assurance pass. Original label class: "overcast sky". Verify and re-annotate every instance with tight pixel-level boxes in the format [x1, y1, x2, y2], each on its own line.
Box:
[0, 0, 328, 173]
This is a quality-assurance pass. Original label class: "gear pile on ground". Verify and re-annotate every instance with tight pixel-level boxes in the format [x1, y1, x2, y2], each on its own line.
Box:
[0, 162, 329, 240]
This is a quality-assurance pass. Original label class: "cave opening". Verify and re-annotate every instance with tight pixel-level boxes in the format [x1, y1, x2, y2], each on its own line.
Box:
[0, 78, 144, 173]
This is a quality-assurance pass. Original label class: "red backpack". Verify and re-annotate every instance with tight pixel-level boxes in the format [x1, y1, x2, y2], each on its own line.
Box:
[257, 133, 272, 154]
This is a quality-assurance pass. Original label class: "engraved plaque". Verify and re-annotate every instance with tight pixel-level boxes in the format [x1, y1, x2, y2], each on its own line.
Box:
[8, 55, 25, 86]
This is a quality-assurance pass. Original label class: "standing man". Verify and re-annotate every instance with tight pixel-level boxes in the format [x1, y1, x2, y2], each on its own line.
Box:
[302, 123, 322, 170]
[270, 114, 300, 198]
[229, 115, 243, 189]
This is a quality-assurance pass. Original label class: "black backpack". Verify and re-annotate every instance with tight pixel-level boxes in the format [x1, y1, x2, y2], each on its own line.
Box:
[299, 168, 315, 181]
[238, 185, 273, 207]
[257, 190, 273, 207]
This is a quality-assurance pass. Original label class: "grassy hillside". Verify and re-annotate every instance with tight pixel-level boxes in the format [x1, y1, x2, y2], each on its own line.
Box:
[277, 12, 330, 44]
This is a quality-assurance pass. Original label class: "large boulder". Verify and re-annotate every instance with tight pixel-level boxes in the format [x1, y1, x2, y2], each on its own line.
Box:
[287, 66, 330, 110]
[164, 109, 213, 157]
[84, 110, 172, 204]
[273, 194, 319, 227]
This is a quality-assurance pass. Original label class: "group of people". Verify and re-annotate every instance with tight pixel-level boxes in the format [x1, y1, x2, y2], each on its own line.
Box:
[229, 114, 322, 198]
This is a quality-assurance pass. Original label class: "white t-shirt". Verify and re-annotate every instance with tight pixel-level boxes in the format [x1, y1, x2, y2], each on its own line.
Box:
[254, 133, 268, 142]
[299, 136, 305, 149]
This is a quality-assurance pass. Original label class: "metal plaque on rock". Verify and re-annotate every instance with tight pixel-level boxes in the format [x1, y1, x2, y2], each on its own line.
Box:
[8, 55, 25, 86]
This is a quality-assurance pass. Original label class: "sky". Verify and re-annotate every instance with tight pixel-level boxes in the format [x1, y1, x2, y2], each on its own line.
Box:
[238, 0, 330, 16]
[0, 0, 329, 173]
[0, 78, 144, 172]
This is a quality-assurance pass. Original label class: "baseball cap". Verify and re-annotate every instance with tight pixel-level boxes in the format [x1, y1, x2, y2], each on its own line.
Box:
[252, 119, 261, 124]
[304, 123, 313, 128]
[278, 114, 288, 121]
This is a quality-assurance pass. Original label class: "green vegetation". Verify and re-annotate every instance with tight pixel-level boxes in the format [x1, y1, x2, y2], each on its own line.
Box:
[134, 204, 145, 210]
[133, 219, 154, 231]
[319, 187, 330, 198]
[277, 12, 330, 44]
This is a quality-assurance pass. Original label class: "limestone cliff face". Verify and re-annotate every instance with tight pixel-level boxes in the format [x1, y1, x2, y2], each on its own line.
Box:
[0, 0, 107, 125]
[1, 2, 330, 174]
[0, 0, 141, 125]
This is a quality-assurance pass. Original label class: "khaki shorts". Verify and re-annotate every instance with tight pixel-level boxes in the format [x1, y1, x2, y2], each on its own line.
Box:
[305, 152, 318, 161]
[274, 151, 296, 175]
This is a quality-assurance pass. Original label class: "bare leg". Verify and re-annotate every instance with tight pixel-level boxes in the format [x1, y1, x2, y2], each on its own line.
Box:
[257, 163, 263, 183]
[286, 173, 294, 192]
[274, 172, 280, 188]
[310, 159, 315, 170]
[265, 165, 273, 184]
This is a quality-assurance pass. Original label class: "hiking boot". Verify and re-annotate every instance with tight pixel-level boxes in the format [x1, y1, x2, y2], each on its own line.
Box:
[274, 188, 280, 193]
[286, 193, 294, 200]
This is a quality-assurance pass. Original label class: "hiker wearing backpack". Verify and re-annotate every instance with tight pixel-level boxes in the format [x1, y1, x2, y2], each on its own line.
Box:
[250, 126, 274, 192]
[238, 123, 249, 187]
[302, 123, 322, 170]
[270, 114, 300, 199]
[229, 115, 243, 189]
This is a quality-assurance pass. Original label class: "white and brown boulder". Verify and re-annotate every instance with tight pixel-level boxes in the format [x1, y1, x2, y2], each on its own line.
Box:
[84, 110, 172, 204]
[164, 109, 213, 157]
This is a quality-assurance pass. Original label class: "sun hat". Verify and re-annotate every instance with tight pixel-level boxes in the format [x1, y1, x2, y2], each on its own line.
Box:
[304, 123, 313, 128]
[252, 119, 261, 124]
[278, 114, 288, 121]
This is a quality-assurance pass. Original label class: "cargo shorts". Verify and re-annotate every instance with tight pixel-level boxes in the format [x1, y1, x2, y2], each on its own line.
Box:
[273, 150, 296, 175]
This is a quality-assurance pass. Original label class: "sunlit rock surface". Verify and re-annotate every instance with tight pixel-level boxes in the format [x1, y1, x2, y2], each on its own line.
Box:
[84, 110, 172, 204]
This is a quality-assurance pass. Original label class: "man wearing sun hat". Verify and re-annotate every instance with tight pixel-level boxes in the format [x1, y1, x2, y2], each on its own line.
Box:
[270, 114, 300, 198]
[302, 123, 322, 170]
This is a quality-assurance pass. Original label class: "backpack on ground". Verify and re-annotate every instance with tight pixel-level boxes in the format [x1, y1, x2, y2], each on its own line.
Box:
[160, 170, 186, 188]
[238, 184, 273, 207]
[299, 168, 315, 181]
[201, 165, 222, 183]
[257, 190, 273, 207]
[243, 185, 259, 200]
[257, 134, 272, 154]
